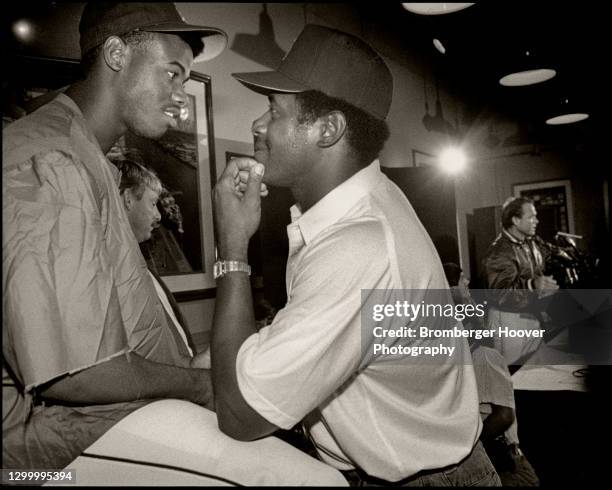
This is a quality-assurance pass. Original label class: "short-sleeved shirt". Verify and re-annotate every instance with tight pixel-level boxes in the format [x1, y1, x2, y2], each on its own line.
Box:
[2, 94, 191, 394]
[235, 161, 482, 481]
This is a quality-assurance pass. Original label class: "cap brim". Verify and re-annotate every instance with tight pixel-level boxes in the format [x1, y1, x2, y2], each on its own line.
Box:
[146, 24, 228, 62]
[232, 71, 310, 95]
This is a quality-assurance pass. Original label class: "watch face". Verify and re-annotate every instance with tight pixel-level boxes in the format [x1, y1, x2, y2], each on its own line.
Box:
[213, 261, 223, 279]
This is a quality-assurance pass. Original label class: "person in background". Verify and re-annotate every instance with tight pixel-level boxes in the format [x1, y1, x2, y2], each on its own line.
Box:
[116, 158, 196, 357]
[3, 2, 227, 469]
[483, 197, 559, 365]
[199, 24, 500, 486]
[444, 262, 540, 487]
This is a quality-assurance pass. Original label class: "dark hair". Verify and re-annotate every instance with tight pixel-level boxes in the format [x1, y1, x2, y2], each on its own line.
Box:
[501, 196, 534, 229]
[442, 262, 462, 287]
[295, 90, 390, 166]
[79, 30, 203, 78]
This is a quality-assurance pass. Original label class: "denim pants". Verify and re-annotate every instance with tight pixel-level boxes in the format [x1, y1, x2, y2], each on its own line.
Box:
[341, 441, 501, 487]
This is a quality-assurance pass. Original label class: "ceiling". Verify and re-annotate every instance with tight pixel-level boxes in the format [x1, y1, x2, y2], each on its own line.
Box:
[361, 2, 604, 154]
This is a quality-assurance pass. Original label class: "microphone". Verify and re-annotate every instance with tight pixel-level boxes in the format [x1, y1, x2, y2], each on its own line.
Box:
[555, 231, 582, 240]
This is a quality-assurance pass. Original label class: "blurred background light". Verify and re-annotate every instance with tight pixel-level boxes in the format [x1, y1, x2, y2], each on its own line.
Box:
[439, 147, 467, 174]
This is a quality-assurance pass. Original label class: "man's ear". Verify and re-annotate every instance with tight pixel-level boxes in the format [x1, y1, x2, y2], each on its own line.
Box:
[102, 36, 128, 72]
[317, 111, 347, 148]
[122, 189, 133, 211]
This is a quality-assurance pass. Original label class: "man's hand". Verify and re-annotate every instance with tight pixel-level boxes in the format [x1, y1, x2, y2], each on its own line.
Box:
[214, 158, 265, 260]
[193, 368, 215, 410]
[534, 274, 559, 298]
[190, 347, 211, 370]
[230, 157, 268, 197]
[534, 275, 559, 290]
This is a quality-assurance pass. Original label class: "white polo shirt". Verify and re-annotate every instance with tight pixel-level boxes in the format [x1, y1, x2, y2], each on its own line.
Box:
[236, 161, 481, 481]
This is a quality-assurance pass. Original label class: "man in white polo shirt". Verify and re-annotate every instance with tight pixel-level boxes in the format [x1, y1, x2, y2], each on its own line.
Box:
[202, 24, 500, 485]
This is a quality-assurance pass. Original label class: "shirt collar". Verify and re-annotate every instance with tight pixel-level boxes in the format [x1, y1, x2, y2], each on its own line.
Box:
[290, 160, 384, 245]
[54, 93, 121, 184]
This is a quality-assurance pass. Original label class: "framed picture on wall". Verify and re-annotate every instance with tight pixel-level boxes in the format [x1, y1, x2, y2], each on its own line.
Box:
[113, 73, 218, 299]
[513, 179, 575, 241]
[8, 55, 218, 300]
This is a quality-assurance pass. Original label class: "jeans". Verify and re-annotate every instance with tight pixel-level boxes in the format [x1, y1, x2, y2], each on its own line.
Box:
[342, 441, 501, 487]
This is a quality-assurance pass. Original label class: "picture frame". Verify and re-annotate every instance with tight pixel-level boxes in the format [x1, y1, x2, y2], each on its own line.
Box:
[8, 55, 218, 300]
[513, 179, 575, 240]
[140, 73, 218, 299]
[412, 149, 437, 168]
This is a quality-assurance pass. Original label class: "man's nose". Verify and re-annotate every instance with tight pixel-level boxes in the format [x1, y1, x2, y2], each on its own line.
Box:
[252, 111, 271, 136]
[153, 206, 161, 222]
[171, 84, 188, 108]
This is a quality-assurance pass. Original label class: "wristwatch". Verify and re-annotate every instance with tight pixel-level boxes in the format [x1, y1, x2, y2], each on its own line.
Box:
[213, 260, 251, 279]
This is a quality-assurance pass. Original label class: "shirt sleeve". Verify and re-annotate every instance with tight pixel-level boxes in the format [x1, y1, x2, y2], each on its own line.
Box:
[3, 150, 129, 391]
[471, 347, 515, 409]
[236, 220, 389, 429]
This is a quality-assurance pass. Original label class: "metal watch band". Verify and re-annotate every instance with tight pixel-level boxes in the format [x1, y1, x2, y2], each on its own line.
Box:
[213, 260, 251, 279]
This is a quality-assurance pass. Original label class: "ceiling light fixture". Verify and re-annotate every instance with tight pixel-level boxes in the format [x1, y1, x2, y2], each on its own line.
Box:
[433, 38, 446, 54]
[439, 146, 467, 174]
[499, 49, 556, 86]
[402, 3, 475, 15]
[12, 19, 34, 43]
[546, 97, 589, 125]
[546, 113, 589, 125]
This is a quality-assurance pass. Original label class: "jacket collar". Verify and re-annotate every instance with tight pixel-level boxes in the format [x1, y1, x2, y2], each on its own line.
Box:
[502, 228, 527, 245]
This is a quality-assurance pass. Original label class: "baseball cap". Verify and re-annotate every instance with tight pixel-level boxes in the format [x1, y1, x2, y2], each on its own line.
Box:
[79, 3, 228, 62]
[232, 24, 393, 120]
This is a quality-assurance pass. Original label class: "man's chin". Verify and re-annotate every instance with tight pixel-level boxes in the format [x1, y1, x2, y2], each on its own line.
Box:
[130, 124, 167, 141]
[262, 173, 288, 188]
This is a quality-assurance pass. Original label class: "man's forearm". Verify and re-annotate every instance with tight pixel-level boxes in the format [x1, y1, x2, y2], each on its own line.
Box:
[481, 405, 515, 440]
[211, 160, 276, 439]
[39, 352, 213, 408]
[211, 270, 277, 440]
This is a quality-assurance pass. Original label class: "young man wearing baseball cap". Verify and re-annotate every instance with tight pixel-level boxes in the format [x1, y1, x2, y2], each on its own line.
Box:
[206, 25, 501, 485]
[3, 3, 227, 469]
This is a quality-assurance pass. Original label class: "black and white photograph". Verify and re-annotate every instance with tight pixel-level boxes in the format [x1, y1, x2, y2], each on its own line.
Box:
[2, 2, 609, 487]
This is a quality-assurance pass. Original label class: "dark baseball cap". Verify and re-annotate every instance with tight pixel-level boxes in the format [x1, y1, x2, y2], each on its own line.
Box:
[79, 2, 228, 62]
[232, 24, 393, 120]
